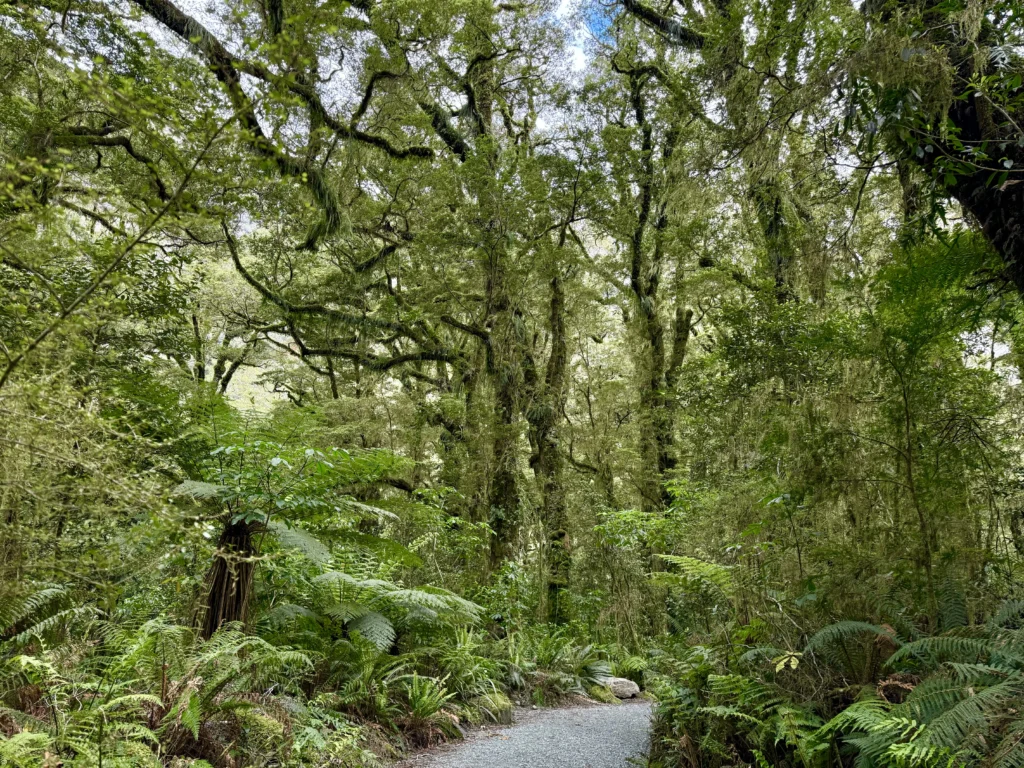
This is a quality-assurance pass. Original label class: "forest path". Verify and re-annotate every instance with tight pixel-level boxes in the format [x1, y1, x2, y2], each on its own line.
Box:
[396, 699, 653, 768]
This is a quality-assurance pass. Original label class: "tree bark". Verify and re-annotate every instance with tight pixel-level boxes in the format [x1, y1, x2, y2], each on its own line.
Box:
[527, 274, 570, 622]
[487, 272, 522, 568]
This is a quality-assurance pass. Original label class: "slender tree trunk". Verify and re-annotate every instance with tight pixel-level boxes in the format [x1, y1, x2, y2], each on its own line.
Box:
[191, 314, 205, 382]
[898, 377, 938, 626]
[627, 73, 675, 515]
[488, 296, 522, 567]
[465, 5, 523, 570]
[528, 274, 570, 623]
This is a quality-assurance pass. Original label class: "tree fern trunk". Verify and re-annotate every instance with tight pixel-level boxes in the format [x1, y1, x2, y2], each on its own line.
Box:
[198, 519, 254, 639]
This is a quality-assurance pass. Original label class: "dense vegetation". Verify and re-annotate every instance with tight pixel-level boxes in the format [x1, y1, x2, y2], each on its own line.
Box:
[2, 0, 1024, 766]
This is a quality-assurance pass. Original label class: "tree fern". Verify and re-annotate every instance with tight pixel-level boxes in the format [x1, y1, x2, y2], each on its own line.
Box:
[321, 602, 371, 623]
[334, 530, 423, 567]
[269, 521, 425, 568]
[264, 602, 321, 626]
[942, 662, 1011, 682]
[310, 569, 480, 651]
[820, 665, 1024, 768]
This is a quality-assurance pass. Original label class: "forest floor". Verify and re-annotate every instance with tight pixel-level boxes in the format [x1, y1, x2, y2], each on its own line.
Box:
[395, 699, 653, 768]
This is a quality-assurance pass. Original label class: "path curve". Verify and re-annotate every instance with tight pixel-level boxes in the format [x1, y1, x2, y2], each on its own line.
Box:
[397, 700, 652, 768]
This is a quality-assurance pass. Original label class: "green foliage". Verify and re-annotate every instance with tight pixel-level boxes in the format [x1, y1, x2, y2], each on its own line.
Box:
[395, 673, 460, 747]
[4, 0, 1024, 765]
[655, 556, 736, 601]
[497, 627, 614, 705]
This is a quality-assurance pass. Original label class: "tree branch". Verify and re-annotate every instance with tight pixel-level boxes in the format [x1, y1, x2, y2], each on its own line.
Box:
[620, 0, 706, 49]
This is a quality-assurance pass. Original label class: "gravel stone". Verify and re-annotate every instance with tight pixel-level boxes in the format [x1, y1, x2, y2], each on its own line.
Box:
[396, 700, 652, 768]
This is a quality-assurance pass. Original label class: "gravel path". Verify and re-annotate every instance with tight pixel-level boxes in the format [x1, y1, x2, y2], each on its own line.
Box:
[396, 700, 652, 768]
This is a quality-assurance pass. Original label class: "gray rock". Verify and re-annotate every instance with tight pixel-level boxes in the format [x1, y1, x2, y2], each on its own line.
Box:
[606, 677, 640, 699]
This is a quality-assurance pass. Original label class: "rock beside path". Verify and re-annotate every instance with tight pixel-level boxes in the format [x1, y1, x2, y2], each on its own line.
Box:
[396, 700, 652, 768]
[606, 677, 641, 699]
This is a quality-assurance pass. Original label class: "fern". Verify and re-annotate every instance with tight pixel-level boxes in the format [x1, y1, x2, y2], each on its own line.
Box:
[936, 577, 969, 632]
[656, 555, 735, 598]
[311, 569, 480, 651]
[886, 740, 962, 767]
[921, 674, 1023, 748]
[269, 519, 332, 564]
[321, 602, 371, 623]
[991, 601, 1024, 630]
[903, 677, 974, 722]
[943, 662, 1011, 682]
[805, 621, 898, 655]
[0, 585, 68, 634]
[699, 704, 765, 726]
[0, 732, 50, 768]
[172, 480, 228, 499]
[992, 721, 1024, 768]
[707, 674, 784, 714]
[335, 530, 423, 567]
[887, 634, 1024, 669]
[265, 602, 321, 625]
[821, 664, 1024, 768]
[269, 520, 424, 568]
[349, 611, 396, 651]
[13, 605, 99, 644]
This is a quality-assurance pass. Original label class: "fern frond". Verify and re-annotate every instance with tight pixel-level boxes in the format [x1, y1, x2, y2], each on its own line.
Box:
[805, 621, 897, 654]
[888, 635, 1024, 668]
[902, 677, 971, 722]
[334, 531, 423, 567]
[0, 585, 67, 634]
[936, 578, 968, 631]
[349, 611, 396, 651]
[706, 674, 784, 715]
[921, 674, 1024, 748]
[943, 662, 1012, 682]
[699, 704, 764, 726]
[13, 605, 98, 644]
[992, 721, 1024, 768]
[265, 603, 321, 626]
[314, 571, 393, 591]
[322, 602, 370, 623]
[172, 480, 228, 499]
[0, 731, 50, 768]
[656, 555, 734, 597]
[269, 520, 332, 564]
[816, 694, 890, 739]
[992, 601, 1024, 629]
